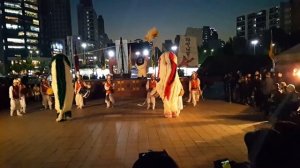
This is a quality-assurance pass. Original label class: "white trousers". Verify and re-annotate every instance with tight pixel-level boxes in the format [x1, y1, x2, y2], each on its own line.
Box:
[146, 92, 156, 109]
[20, 96, 26, 113]
[10, 99, 21, 116]
[42, 94, 52, 109]
[75, 93, 84, 108]
[188, 90, 200, 106]
[105, 94, 115, 107]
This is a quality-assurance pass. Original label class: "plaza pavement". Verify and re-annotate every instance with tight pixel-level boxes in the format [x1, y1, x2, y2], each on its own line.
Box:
[0, 98, 270, 168]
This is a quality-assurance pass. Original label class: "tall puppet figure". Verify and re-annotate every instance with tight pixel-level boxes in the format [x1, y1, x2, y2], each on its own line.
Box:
[156, 52, 184, 118]
[51, 54, 74, 122]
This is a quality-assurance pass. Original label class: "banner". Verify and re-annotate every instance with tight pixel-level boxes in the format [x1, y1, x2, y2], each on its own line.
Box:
[178, 36, 198, 67]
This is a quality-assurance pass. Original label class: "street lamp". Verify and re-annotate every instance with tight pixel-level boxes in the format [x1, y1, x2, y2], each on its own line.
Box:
[81, 43, 87, 63]
[211, 49, 214, 56]
[251, 39, 259, 55]
[171, 45, 178, 52]
[143, 49, 149, 56]
[204, 49, 207, 53]
[108, 50, 115, 58]
[135, 51, 141, 56]
[29, 50, 33, 58]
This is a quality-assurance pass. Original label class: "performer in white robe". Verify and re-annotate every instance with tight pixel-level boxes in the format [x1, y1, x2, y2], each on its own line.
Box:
[9, 79, 22, 116]
[156, 52, 184, 118]
[51, 54, 74, 122]
[18, 78, 27, 113]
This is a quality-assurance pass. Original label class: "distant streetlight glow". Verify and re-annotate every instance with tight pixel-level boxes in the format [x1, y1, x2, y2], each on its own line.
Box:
[108, 50, 115, 57]
[272, 43, 275, 47]
[171, 45, 178, 51]
[204, 50, 207, 53]
[135, 51, 141, 56]
[36, 50, 39, 54]
[251, 39, 259, 55]
[81, 43, 87, 49]
[143, 49, 149, 56]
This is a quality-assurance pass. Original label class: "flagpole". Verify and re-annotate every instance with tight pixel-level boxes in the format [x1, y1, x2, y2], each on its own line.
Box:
[270, 29, 275, 71]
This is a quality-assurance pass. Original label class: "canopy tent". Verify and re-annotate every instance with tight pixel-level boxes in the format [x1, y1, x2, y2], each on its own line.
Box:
[275, 43, 300, 83]
[276, 43, 300, 65]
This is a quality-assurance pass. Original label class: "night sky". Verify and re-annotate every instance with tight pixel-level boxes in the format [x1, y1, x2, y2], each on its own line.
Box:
[71, 0, 286, 45]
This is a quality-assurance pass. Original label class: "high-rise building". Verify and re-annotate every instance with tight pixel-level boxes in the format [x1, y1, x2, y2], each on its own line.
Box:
[280, 2, 292, 35]
[98, 15, 105, 35]
[291, 0, 300, 35]
[40, 0, 72, 56]
[77, 0, 98, 45]
[0, 0, 40, 74]
[236, 3, 292, 40]
[185, 26, 220, 49]
[185, 27, 203, 47]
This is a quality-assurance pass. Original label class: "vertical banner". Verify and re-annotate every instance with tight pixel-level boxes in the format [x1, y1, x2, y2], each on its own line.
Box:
[115, 39, 129, 74]
[178, 36, 198, 67]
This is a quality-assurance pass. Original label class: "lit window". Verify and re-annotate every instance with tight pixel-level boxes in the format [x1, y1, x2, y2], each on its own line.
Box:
[6, 23, 22, 30]
[30, 26, 39, 32]
[26, 32, 38, 38]
[18, 31, 25, 36]
[26, 39, 38, 44]
[24, 0, 37, 3]
[33, 19, 39, 25]
[7, 38, 25, 43]
[8, 46, 25, 49]
[237, 27, 242, 31]
[24, 3, 38, 10]
[5, 9, 22, 15]
[27, 46, 37, 50]
[4, 2, 21, 9]
[254, 24, 256, 27]
[5, 16, 19, 23]
[25, 10, 38, 18]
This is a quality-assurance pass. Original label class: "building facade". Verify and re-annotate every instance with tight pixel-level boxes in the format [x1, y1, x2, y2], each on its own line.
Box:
[236, 2, 292, 40]
[77, 0, 98, 45]
[39, 0, 72, 56]
[0, 0, 40, 74]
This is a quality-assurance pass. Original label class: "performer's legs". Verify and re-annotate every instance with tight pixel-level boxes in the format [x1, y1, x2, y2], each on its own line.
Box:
[42, 94, 47, 109]
[20, 97, 26, 113]
[146, 93, 151, 110]
[10, 99, 16, 116]
[109, 94, 115, 107]
[187, 92, 191, 103]
[75, 93, 81, 108]
[78, 94, 83, 109]
[151, 96, 156, 110]
[14, 100, 22, 116]
[105, 95, 110, 108]
[192, 91, 197, 107]
[164, 101, 172, 118]
[46, 95, 52, 110]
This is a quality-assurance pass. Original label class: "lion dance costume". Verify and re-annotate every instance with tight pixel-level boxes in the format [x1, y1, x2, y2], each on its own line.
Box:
[156, 52, 183, 118]
[51, 54, 74, 122]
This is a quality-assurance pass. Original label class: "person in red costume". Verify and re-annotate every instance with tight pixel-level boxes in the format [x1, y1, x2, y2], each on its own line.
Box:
[74, 75, 89, 109]
[187, 72, 202, 106]
[104, 74, 115, 108]
[146, 73, 157, 110]
[40, 78, 53, 110]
